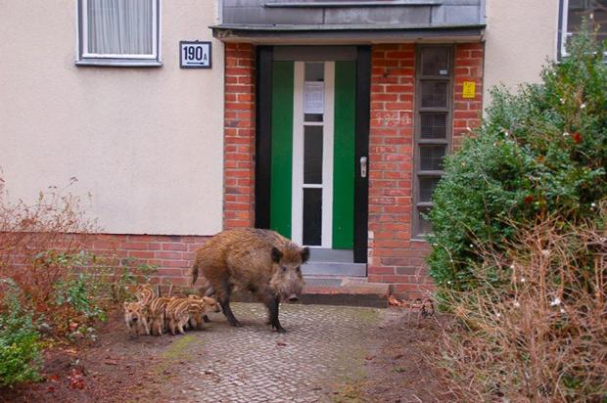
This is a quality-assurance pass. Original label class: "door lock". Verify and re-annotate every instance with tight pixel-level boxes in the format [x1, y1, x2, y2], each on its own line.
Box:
[360, 156, 368, 178]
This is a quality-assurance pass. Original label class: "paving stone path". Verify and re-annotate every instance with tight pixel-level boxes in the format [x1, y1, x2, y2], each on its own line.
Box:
[161, 302, 382, 403]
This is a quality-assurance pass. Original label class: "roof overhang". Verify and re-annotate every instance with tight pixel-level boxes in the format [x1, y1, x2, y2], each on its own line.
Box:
[211, 24, 485, 45]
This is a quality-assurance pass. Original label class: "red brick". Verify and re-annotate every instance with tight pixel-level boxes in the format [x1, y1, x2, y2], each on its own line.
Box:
[162, 243, 187, 251]
[385, 101, 413, 111]
[161, 260, 189, 268]
[225, 67, 252, 76]
[92, 241, 117, 250]
[127, 250, 156, 259]
[385, 50, 414, 59]
[155, 251, 183, 260]
[454, 110, 481, 119]
[121, 242, 148, 250]
[225, 84, 254, 93]
[237, 93, 254, 102]
[372, 266, 397, 275]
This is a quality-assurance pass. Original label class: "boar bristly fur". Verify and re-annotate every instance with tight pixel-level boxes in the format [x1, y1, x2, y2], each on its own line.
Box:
[190, 228, 309, 333]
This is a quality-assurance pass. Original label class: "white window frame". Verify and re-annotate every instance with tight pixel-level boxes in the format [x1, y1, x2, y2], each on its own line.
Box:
[291, 61, 335, 248]
[558, 0, 607, 58]
[412, 45, 453, 239]
[559, 0, 574, 58]
[76, 0, 161, 67]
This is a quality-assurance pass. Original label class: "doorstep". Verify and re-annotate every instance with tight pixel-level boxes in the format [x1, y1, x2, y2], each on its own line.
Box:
[300, 276, 390, 308]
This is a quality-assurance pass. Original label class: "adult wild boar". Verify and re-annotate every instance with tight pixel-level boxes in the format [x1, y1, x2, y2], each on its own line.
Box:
[190, 228, 309, 333]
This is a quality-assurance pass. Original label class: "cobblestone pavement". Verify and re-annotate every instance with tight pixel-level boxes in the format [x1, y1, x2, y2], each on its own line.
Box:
[159, 303, 382, 403]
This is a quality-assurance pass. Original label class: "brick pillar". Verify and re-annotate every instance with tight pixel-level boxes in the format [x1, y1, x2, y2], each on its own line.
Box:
[224, 43, 256, 229]
[367, 44, 430, 296]
[453, 43, 484, 148]
[367, 43, 484, 298]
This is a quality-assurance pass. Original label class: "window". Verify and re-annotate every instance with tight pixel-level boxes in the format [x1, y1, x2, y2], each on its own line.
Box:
[413, 46, 453, 238]
[558, 0, 607, 58]
[77, 0, 161, 66]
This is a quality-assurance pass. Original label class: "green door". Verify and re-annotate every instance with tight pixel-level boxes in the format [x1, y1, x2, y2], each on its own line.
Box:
[270, 60, 356, 250]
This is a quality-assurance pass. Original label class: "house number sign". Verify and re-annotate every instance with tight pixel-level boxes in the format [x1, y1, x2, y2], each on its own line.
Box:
[180, 41, 212, 69]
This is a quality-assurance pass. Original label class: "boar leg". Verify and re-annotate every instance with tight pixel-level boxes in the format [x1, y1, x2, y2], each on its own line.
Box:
[216, 282, 241, 327]
[266, 295, 286, 333]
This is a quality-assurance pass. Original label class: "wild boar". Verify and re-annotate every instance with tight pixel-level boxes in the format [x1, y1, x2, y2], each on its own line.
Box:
[123, 301, 150, 337]
[190, 228, 309, 333]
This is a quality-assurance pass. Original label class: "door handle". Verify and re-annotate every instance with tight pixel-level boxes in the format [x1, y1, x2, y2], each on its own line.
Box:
[360, 156, 368, 178]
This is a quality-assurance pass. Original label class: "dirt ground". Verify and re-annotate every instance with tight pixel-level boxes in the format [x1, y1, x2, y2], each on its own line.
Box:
[0, 304, 453, 403]
[353, 309, 456, 403]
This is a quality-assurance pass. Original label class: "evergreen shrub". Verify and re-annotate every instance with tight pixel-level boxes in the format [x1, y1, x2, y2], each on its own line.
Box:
[427, 28, 607, 290]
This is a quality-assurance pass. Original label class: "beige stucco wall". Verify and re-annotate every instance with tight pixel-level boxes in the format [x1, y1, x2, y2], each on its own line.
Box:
[483, 0, 560, 108]
[0, 1, 224, 235]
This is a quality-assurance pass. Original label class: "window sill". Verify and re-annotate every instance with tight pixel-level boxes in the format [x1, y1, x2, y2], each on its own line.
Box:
[76, 59, 162, 68]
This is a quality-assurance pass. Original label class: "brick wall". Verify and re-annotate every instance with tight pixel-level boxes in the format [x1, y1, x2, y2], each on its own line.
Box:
[33, 234, 208, 287]
[453, 43, 484, 148]
[368, 43, 484, 298]
[224, 43, 257, 229]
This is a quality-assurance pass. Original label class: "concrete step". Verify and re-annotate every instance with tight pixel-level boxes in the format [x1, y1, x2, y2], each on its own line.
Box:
[301, 261, 367, 277]
[300, 276, 390, 308]
[307, 248, 353, 262]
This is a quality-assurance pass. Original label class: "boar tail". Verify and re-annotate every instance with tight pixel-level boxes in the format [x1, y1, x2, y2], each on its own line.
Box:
[189, 261, 199, 286]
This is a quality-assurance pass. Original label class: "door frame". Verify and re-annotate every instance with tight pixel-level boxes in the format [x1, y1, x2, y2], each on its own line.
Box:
[255, 45, 370, 264]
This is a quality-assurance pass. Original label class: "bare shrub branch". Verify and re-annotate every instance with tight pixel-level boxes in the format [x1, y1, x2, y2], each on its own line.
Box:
[434, 207, 606, 402]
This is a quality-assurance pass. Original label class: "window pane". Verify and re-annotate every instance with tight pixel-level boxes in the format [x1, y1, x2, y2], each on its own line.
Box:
[87, 0, 154, 55]
[421, 48, 450, 76]
[305, 63, 324, 82]
[304, 63, 324, 116]
[420, 145, 446, 171]
[420, 113, 447, 139]
[418, 207, 433, 235]
[421, 81, 448, 108]
[304, 114, 323, 122]
[567, 0, 607, 43]
[304, 126, 323, 184]
[419, 177, 440, 202]
[303, 189, 322, 246]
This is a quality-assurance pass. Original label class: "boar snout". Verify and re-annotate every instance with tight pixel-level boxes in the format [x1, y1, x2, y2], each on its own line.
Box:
[287, 294, 299, 303]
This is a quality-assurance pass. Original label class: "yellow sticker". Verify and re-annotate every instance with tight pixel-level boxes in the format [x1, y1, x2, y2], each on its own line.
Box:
[462, 81, 476, 99]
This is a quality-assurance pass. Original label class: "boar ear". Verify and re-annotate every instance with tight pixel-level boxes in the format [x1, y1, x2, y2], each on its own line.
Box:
[271, 247, 283, 263]
[300, 247, 310, 263]
[123, 302, 129, 309]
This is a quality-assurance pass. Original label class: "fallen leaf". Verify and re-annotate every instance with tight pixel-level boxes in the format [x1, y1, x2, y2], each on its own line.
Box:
[388, 295, 403, 307]
[68, 369, 85, 390]
[365, 355, 376, 361]
[103, 359, 119, 366]
[277, 341, 287, 347]
[47, 374, 60, 382]
[393, 354, 404, 360]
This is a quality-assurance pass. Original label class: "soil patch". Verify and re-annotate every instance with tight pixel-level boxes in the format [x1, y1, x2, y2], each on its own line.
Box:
[0, 309, 175, 403]
[331, 307, 456, 403]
